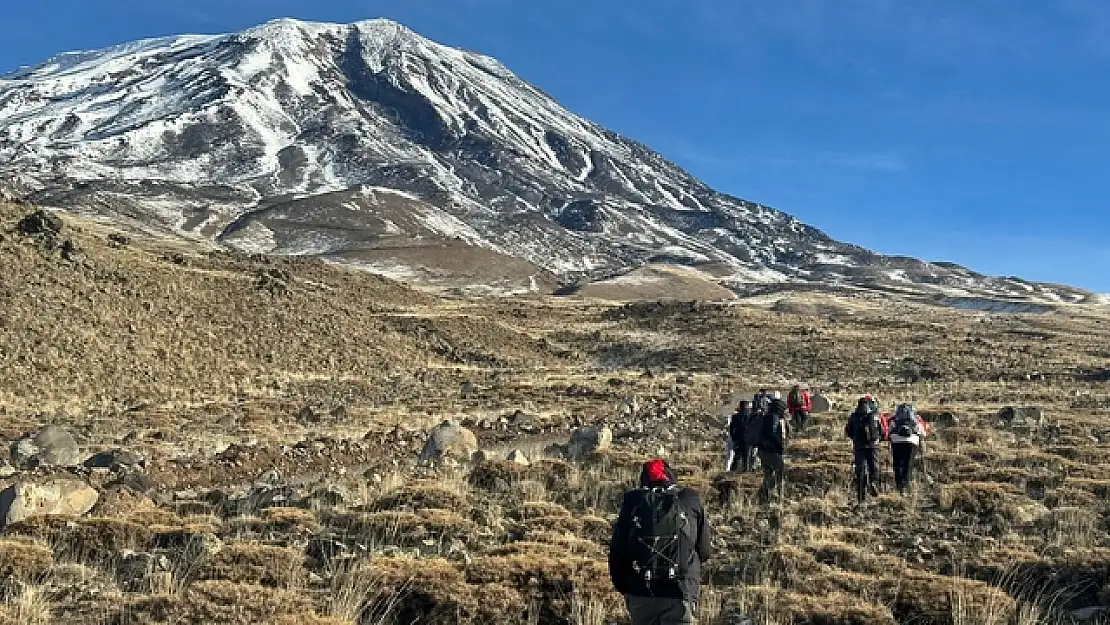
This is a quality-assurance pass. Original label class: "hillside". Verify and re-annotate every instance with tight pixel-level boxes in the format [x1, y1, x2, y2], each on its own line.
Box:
[2, 203, 1110, 623]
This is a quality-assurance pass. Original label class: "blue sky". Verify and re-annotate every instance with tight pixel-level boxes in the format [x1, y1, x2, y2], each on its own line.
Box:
[2, 1, 1108, 291]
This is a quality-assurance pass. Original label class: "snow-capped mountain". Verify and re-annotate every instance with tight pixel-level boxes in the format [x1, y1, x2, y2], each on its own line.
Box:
[0, 18, 1092, 302]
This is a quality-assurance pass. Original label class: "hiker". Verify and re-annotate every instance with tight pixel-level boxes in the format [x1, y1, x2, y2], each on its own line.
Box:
[845, 395, 883, 504]
[609, 459, 713, 625]
[728, 400, 756, 472]
[888, 403, 928, 495]
[787, 383, 813, 431]
[752, 388, 771, 418]
[757, 392, 790, 503]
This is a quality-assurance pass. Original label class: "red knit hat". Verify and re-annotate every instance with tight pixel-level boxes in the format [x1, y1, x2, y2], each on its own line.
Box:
[643, 459, 669, 484]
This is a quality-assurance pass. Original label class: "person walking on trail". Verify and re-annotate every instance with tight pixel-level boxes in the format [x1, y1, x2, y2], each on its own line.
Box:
[727, 400, 756, 472]
[758, 392, 791, 504]
[845, 396, 884, 505]
[889, 403, 928, 495]
[787, 383, 813, 432]
[609, 459, 713, 625]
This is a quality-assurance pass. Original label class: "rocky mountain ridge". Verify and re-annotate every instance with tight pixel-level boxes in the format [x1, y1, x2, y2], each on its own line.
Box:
[0, 18, 1093, 303]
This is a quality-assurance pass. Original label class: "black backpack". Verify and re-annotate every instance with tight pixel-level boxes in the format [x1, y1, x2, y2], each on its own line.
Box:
[760, 400, 788, 451]
[625, 487, 689, 584]
[851, 410, 882, 447]
[891, 404, 916, 438]
[752, 393, 771, 417]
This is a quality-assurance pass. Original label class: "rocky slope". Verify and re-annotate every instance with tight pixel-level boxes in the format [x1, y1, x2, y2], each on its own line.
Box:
[0, 18, 1093, 302]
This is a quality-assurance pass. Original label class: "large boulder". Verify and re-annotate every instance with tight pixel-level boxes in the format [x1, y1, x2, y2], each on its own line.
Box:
[811, 394, 832, 414]
[567, 426, 613, 459]
[0, 479, 99, 527]
[419, 420, 479, 463]
[10, 426, 83, 469]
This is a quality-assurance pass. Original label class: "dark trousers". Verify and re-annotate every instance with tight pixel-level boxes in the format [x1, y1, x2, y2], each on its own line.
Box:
[758, 449, 785, 503]
[626, 595, 695, 625]
[853, 446, 880, 503]
[791, 410, 809, 431]
[733, 440, 754, 472]
[892, 442, 917, 493]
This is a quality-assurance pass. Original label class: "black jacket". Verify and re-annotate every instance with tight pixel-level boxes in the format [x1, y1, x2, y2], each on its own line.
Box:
[728, 409, 753, 444]
[608, 462, 713, 601]
[845, 409, 882, 450]
[758, 399, 791, 454]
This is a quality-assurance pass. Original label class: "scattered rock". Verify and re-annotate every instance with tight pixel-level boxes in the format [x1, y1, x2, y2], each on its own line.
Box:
[10, 425, 83, 469]
[506, 449, 531, 466]
[83, 448, 145, 470]
[0, 459, 15, 478]
[617, 397, 639, 418]
[565, 384, 592, 397]
[509, 410, 538, 432]
[107, 233, 131, 247]
[460, 381, 477, 398]
[418, 420, 479, 463]
[60, 239, 82, 262]
[256, 267, 292, 295]
[567, 425, 613, 459]
[295, 406, 320, 424]
[997, 406, 1044, 428]
[0, 479, 99, 527]
[17, 210, 62, 236]
[810, 393, 832, 413]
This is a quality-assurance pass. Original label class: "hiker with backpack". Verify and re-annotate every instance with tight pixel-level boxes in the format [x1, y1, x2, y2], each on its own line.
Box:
[609, 459, 714, 625]
[757, 392, 791, 504]
[727, 400, 756, 472]
[888, 403, 929, 495]
[844, 395, 883, 505]
[787, 383, 813, 432]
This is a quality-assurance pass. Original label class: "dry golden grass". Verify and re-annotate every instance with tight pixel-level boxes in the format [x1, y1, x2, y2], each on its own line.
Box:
[4, 202, 1110, 623]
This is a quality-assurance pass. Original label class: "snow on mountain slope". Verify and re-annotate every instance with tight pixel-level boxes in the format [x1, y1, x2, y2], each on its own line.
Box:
[0, 18, 1091, 302]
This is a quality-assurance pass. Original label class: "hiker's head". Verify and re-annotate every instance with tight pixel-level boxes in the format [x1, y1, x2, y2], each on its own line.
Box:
[856, 396, 871, 411]
[737, 400, 751, 413]
[640, 458, 676, 487]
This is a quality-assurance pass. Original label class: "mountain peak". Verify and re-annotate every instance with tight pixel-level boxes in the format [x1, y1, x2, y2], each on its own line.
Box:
[0, 20, 1091, 304]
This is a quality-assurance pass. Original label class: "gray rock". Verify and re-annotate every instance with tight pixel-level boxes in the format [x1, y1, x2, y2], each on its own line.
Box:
[811, 394, 832, 413]
[10, 425, 82, 469]
[419, 420, 479, 463]
[17, 210, 63, 236]
[0, 479, 99, 527]
[567, 426, 613, 459]
[84, 448, 145, 470]
[997, 406, 1044, 428]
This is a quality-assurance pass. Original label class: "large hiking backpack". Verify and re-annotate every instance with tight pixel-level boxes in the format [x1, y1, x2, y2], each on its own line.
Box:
[752, 392, 771, 417]
[626, 487, 689, 583]
[851, 410, 882, 447]
[891, 404, 917, 438]
[761, 400, 788, 450]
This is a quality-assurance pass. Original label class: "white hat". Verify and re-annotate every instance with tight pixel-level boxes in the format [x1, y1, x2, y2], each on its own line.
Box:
[772, 391, 781, 400]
